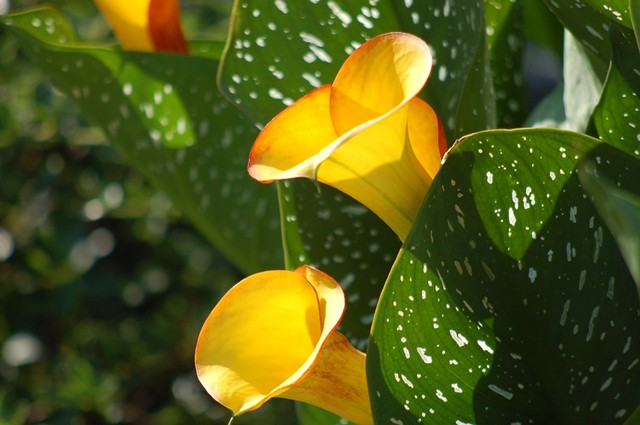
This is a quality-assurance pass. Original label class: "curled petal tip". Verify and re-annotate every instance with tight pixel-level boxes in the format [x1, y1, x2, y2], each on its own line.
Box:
[249, 32, 443, 240]
[195, 267, 371, 423]
[248, 85, 336, 182]
[148, 0, 189, 54]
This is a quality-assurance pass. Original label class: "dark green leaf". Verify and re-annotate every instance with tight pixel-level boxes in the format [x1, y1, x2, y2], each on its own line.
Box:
[632, 0, 640, 51]
[543, 0, 634, 71]
[583, 0, 632, 29]
[218, 0, 494, 139]
[279, 180, 399, 351]
[388, 0, 496, 139]
[580, 162, 640, 300]
[484, 0, 527, 127]
[608, 24, 640, 95]
[523, 0, 563, 58]
[454, 39, 496, 137]
[543, 0, 613, 67]
[1, 7, 283, 273]
[624, 402, 640, 425]
[369, 129, 640, 423]
[593, 25, 640, 159]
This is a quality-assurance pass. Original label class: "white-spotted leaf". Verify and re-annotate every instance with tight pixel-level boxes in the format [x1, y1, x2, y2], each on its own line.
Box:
[219, 0, 495, 140]
[583, 0, 633, 29]
[543, 0, 631, 64]
[593, 24, 640, 159]
[369, 129, 640, 424]
[580, 163, 640, 301]
[279, 180, 399, 352]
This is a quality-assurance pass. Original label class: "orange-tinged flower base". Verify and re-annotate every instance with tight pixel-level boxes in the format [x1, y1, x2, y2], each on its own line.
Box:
[93, 0, 188, 54]
[249, 32, 446, 240]
[195, 266, 372, 424]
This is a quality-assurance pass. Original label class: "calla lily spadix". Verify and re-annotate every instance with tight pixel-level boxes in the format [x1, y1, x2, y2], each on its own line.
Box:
[249, 32, 446, 240]
[195, 265, 372, 425]
[93, 0, 188, 54]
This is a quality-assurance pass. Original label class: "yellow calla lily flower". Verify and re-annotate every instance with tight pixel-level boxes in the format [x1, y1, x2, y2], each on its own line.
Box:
[93, 0, 188, 54]
[248, 32, 446, 240]
[195, 265, 372, 425]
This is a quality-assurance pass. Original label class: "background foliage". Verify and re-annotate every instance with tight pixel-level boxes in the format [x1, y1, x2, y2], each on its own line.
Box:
[0, 1, 294, 424]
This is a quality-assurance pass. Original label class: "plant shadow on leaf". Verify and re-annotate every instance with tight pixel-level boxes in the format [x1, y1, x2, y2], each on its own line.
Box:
[369, 132, 640, 424]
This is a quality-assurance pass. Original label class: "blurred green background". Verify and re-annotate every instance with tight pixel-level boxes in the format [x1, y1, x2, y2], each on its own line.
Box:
[0, 1, 297, 423]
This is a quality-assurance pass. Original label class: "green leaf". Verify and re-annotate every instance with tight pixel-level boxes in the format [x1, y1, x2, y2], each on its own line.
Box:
[388, 0, 496, 139]
[525, 83, 567, 128]
[608, 23, 640, 96]
[0, 389, 30, 425]
[369, 129, 640, 423]
[593, 24, 640, 159]
[543, 0, 635, 71]
[525, 29, 607, 133]
[278, 180, 399, 351]
[580, 163, 640, 300]
[583, 0, 633, 29]
[562, 30, 606, 132]
[218, 0, 494, 139]
[453, 38, 496, 138]
[625, 402, 640, 425]
[484, 0, 527, 127]
[296, 403, 348, 425]
[1, 7, 283, 273]
[523, 0, 563, 58]
[632, 0, 640, 51]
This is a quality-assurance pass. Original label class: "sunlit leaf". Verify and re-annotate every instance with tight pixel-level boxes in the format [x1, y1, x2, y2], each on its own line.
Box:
[562, 30, 606, 132]
[526, 27, 608, 133]
[370, 129, 640, 423]
[1, 7, 282, 274]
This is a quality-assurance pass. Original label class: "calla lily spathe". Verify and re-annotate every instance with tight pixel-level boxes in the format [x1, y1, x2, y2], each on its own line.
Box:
[93, 0, 188, 54]
[195, 265, 372, 425]
[249, 32, 446, 240]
